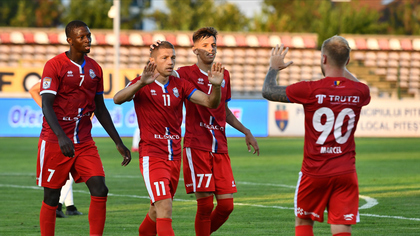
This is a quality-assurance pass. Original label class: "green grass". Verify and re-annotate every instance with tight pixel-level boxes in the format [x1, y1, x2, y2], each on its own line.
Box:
[0, 137, 419, 235]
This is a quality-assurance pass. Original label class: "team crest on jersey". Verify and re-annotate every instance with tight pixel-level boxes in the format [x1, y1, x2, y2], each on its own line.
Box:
[42, 77, 52, 89]
[221, 79, 226, 88]
[172, 87, 179, 98]
[89, 69, 96, 79]
[275, 105, 288, 132]
[67, 71, 73, 77]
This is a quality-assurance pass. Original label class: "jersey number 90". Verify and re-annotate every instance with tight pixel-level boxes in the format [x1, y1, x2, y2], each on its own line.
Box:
[312, 107, 355, 145]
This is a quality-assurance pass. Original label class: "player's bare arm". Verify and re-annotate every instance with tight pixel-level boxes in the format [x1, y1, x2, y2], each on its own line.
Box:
[42, 93, 75, 157]
[225, 103, 260, 155]
[29, 82, 42, 107]
[262, 44, 293, 103]
[344, 67, 360, 82]
[113, 62, 158, 104]
[95, 94, 131, 166]
[189, 62, 224, 108]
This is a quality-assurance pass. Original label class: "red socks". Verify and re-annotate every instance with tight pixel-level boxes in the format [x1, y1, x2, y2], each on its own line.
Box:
[195, 196, 214, 236]
[210, 198, 234, 233]
[40, 201, 57, 236]
[156, 218, 174, 236]
[139, 213, 157, 236]
[333, 233, 351, 236]
[89, 196, 107, 236]
[295, 225, 314, 236]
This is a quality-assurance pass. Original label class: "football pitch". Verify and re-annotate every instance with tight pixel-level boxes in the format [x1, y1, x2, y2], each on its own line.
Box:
[0, 137, 419, 235]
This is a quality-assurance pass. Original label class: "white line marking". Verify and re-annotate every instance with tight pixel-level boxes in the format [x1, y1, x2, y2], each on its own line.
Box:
[1, 184, 418, 221]
[359, 195, 378, 209]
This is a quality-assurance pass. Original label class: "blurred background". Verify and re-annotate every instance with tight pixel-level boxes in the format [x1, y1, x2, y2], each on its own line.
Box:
[1, 0, 419, 138]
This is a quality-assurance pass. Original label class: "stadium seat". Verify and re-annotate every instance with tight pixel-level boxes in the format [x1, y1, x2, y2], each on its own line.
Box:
[246, 35, 259, 47]
[129, 33, 143, 46]
[399, 52, 411, 61]
[268, 35, 281, 47]
[366, 38, 379, 50]
[176, 34, 191, 47]
[389, 38, 401, 50]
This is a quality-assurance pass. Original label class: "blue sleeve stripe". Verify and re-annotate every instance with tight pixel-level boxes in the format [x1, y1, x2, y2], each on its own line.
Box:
[96, 91, 104, 95]
[226, 97, 231, 102]
[187, 89, 197, 100]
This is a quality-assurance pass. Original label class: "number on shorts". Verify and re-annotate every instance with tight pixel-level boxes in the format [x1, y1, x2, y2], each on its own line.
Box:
[153, 181, 166, 196]
[312, 107, 356, 145]
[47, 169, 55, 182]
[197, 173, 212, 188]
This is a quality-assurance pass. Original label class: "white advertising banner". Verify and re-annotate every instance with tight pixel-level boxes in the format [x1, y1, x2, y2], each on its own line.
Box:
[268, 99, 420, 137]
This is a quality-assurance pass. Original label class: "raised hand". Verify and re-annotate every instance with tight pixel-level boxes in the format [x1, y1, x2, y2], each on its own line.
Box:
[150, 40, 161, 50]
[270, 44, 293, 71]
[208, 62, 224, 86]
[139, 61, 158, 86]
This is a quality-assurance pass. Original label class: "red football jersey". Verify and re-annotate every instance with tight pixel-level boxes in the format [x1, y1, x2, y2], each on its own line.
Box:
[130, 76, 197, 161]
[286, 77, 370, 177]
[175, 64, 231, 153]
[39, 53, 104, 144]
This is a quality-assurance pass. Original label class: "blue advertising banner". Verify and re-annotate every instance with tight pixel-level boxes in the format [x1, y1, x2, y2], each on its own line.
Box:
[1, 98, 268, 138]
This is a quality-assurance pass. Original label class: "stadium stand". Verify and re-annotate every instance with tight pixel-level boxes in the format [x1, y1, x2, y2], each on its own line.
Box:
[0, 28, 419, 99]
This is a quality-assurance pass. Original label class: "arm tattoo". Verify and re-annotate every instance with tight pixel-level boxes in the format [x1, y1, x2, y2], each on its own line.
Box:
[262, 68, 290, 103]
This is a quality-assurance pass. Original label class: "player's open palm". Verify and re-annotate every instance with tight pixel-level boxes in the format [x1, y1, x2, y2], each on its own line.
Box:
[140, 61, 158, 85]
[270, 44, 293, 70]
[208, 62, 224, 86]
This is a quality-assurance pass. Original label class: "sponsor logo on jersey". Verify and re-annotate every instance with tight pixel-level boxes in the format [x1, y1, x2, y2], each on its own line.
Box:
[316, 94, 360, 104]
[62, 112, 92, 121]
[151, 89, 157, 95]
[199, 122, 224, 131]
[296, 207, 320, 218]
[67, 71, 73, 77]
[173, 87, 179, 98]
[232, 181, 236, 187]
[275, 105, 288, 131]
[42, 77, 52, 89]
[221, 79, 225, 88]
[198, 78, 204, 84]
[154, 134, 180, 140]
[320, 146, 342, 154]
[343, 213, 354, 220]
[89, 69, 96, 79]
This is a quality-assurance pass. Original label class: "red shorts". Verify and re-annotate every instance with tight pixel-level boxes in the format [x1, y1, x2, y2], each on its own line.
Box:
[36, 139, 105, 189]
[294, 171, 360, 225]
[139, 156, 181, 204]
[183, 147, 237, 195]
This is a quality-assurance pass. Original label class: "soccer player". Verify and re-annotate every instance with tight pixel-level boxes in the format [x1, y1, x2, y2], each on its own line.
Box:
[36, 20, 131, 236]
[30, 82, 82, 218]
[113, 41, 225, 236]
[169, 27, 259, 236]
[262, 36, 371, 236]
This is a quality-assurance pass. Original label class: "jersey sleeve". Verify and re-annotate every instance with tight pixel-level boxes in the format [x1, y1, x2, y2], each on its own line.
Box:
[175, 67, 189, 80]
[40, 60, 60, 95]
[286, 81, 313, 104]
[128, 76, 142, 99]
[96, 64, 104, 95]
[181, 78, 197, 100]
[361, 83, 371, 106]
